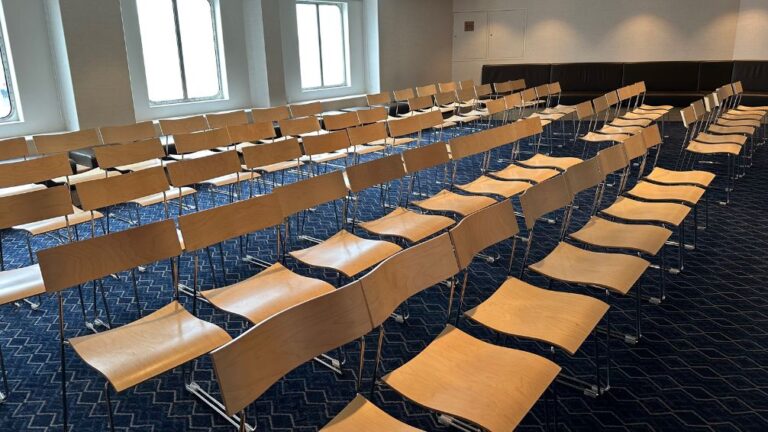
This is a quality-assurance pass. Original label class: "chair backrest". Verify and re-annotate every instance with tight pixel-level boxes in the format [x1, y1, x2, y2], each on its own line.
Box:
[173, 128, 231, 155]
[159, 115, 209, 136]
[493, 81, 511, 94]
[347, 122, 387, 146]
[402, 141, 450, 173]
[617, 86, 632, 102]
[360, 233, 459, 327]
[416, 84, 437, 97]
[475, 84, 492, 97]
[418, 110, 446, 129]
[388, 115, 422, 138]
[323, 111, 360, 131]
[692, 99, 707, 117]
[178, 192, 283, 251]
[642, 124, 662, 149]
[290, 101, 323, 118]
[278, 116, 321, 136]
[721, 84, 735, 99]
[485, 97, 507, 116]
[408, 95, 434, 111]
[575, 101, 594, 121]
[521, 88, 537, 103]
[0, 153, 72, 188]
[393, 88, 415, 102]
[38, 220, 182, 293]
[563, 157, 604, 196]
[623, 133, 647, 161]
[438, 81, 457, 92]
[548, 82, 562, 94]
[459, 79, 475, 89]
[605, 91, 619, 107]
[520, 175, 572, 230]
[93, 138, 165, 170]
[456, 87, 476, 103]
[356, 106, 387, 124]
[637, 81, 648, 93]
[301, 130, 350, 156]
[251, 106, 291, 123]
[592, 96, 609, 114]
[274, 170, 347, 216]
[733, 81, 744, 94]
[0, 185, 73, 230]
[449, 199, 519, 270]
[345, 154, 406, 193]
[435, 91, 458, 106]
[206, 110, 250, 129]
[241, 138, 302, 170]
[448, 131, 483, 160]
[534, 84, 550, 98]
[226, 122, 277, 143]
[516, 117, 544, 139]
[33, 129, 101, 155]
[504, 92, 522, 109]
[509, 79, 526, 91]
[596, 143, 628, 175]
[366, 92, 391, 106]
[76, 166, 170, 211]
[0, 137, 30, 161]
[166, 150, 241, 188]
[715, 87, 729, 105]
[100, 121, 158, 145]
[680, 105, 697, 128]
[211, 282, 372, 417]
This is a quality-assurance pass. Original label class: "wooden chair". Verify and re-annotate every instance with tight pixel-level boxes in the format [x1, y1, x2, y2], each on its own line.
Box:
[323, 111, 360, 131]
[345, 122, 387, 158]
[301, 130, 352, 173]
[642, 124, 715, 189]
[418, 109, 456, 141]
[279, 115, 327, 138]
[37, 220, 231, 432]
[0, 136, 31, 162]
[541, 82, 576, 115]
[576, 100, 631, 157]
[158, 115, 209, 136]
[386, 115, 422, 148]
[210, 283, 416, 431]
[225, 121, 279, 153]
[0, 186, 78, 401]
[357, 106, 396, 124]
[405, 95, 440, 117]
[450, 199, 611, 396]
[166, 150, 256, 205]
[290, 101, 323, 118]
[459, 79, 475, 89]
[436, 91, 481, 131]
[492, 81, 512, 98]
[206, 110, 250, 129]
[241, 137, 304, 186]
[519, 175, 650, 344]
[346, 154, 454, 244]
[33, 129, 120, 186]
[415, 83, 438, 98]
[633, 81, 673, 113]
[437, 81, 457, 93]
[366, 92, 392, 108]
[516, 117, 584, 171]
[170, 127, 229, 160]
[99, 121, 159, 145]
[276, 171, 401, 280]
[359, 232, 561, 431]
[251, 106, 291, 124]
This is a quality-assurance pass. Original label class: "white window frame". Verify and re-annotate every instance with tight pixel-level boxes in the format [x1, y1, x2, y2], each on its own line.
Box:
[296, 1, 349, 90]
[0, 3, 19, 124]
[280, 0, 366, 102]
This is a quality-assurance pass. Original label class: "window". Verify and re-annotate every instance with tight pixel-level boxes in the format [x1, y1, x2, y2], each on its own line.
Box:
[135, 0, 223, 104]
[296, 1, 348, 90]
[0, 13, 17, 122]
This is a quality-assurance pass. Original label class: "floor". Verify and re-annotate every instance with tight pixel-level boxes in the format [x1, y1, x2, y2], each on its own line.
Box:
[1, 121, 767, 431]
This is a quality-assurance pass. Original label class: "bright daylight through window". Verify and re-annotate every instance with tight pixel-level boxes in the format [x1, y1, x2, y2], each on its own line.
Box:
[296, 1, 348, 90]
[136, 0, 223, 104]
[0, 12, 16, 122]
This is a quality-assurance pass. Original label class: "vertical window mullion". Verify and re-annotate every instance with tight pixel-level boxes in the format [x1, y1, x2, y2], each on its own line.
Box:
[314, 4, 325, 87]
[170, 0, 189, 100]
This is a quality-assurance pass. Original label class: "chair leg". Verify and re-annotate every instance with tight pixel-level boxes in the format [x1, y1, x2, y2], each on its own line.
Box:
[0, 342, 9, 403]
[104, 382, 116, 432]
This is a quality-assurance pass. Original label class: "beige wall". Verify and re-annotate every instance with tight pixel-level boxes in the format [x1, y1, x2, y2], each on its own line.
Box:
[378, 0, 453, 91]
[452, 0, 742, 83]
[734, 0, 768, 59]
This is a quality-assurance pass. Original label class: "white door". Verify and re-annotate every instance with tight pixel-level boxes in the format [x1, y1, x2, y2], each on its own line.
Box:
[453, 12, 487, 60]
[488, 10, 526, 59]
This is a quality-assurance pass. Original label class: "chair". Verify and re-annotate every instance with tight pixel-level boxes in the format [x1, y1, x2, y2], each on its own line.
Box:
[241, 138, 304, 186]
[519, 175, 649, 344]
[634, 81, 673, 113]
[324, 111, 361, 131]
[405, 95, 440, 117]
[301, 130, 353, 173]
[251, 106, 291, 124]
[437, 81, 457, 93]
[346, 154, 455, 244]
[33, 129, 120, 186]
[37, 220, 231, 432]
[450, 199, 611, 396]
[206, 110, 250, 129]
[170, 127, 229, 160]
[366, 92, 392, 108]
[359, 231, 561, 431]
[100, 121, 159, 145]
[415, 83, 438, 98]
[576, 101, 631, 157]
[541, 82, 575, 115]
[290, 101, 324, 118]
[279, 115, 327, 138]
[0, 136, 30, 163]
[158, 115, 209, 136]
[387, 115, 423, 148]
[641, 124, 715, 189]
[516, 117, 584, 171]
[357, 106, 397, 124]
[345, 121, 387, 158]
[166, 150, 256, 205]
[225, 121, 279, 153]
[277, 171, 402, 280]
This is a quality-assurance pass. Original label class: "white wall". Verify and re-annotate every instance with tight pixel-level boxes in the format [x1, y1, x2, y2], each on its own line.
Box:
[452, 0, 742, 83]
[733, 0, 768, 60]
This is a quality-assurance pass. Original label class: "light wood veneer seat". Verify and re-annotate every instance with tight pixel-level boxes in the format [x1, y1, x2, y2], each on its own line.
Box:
[320, 394, 423, 431]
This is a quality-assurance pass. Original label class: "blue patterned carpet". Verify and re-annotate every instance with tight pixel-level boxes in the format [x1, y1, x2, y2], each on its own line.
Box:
[1, 121, 768, 431]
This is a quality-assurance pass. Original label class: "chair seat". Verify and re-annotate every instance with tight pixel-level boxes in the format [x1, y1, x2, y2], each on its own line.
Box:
[640, 104, 673, 111]
[348, 144, 386, 155]
[518, 153, 582, 171]
[359, 207, 455, 243]
[115, 159, 164, 172]
[569, 216, 672, 255]
[413, 189, 496, 217]
[52, 168, 121, 186]
[542, 105, 575, 115]
[490, 165, 559, 183]
[528, 242, 649, 295]
[298, 129, 330, 138]
[694, 132, 746, 146]
[736, 105, 768, 113]
[465, 277, 609, 355]
[131, 187, 196, 207]
[0, 183, 46, 198]
[301, 151, 349, 164]
[708, 125, 754, 136]
[687, 141, 742, 156]
[716, 118, 760, 128]
[203, 171, 260, 187]
[201, 262, 334, 324]
[371, 137, 416, 147]
[529, 112, 565, 121]
[254, 160, 302, 173]
[290, 230, 402, 277]
[580, 132, 630, 143]
[168, 149, 220, 161]
[633, 107, 668, 115]
[14, 206, 104, 236]
[0, 264, 45, 306]
[382, 325, 560, 432]
[322, 394, 423, 432]
[444, 114, 480, 124]
[456, 176, 532, 198]
[464, 109, 489, 118]
[622, 111, 662, 121]
[625, 181, 705, 206]
[722, 112, 763, 121]
[610, 118, 652, 128]
[601, 196, 690, 226]
[598, 125, 643, 135]
[644, 167, 715, 188]
[69, 301, 231, 392]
